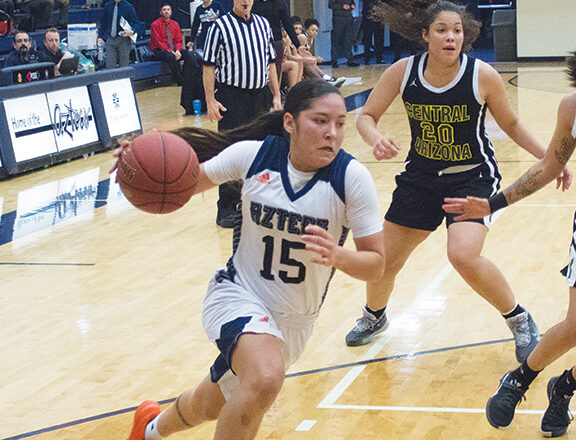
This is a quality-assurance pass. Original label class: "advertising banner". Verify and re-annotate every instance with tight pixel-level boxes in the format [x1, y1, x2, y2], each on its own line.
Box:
[3, 93, 57, 162]
[98, 78, 141, 137]
[46, 86, 99, 152]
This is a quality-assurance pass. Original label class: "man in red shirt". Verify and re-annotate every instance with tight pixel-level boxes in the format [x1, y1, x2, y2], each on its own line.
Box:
[150, 2, 183, 85]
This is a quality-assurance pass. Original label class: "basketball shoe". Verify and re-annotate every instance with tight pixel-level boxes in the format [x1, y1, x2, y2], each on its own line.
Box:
[126, 400, 161, 440]
[486, 371, 529, 429]
[506, 311, 539, 363]
[345, 306, 389, 346]
[541, 371, 574, 437]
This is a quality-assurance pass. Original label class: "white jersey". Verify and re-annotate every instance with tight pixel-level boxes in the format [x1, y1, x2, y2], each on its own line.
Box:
[203, 135, 382, 317]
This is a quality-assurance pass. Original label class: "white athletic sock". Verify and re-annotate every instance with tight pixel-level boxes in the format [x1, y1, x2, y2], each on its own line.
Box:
[322, 74, 331, 81]
[144, 413, 163, 440]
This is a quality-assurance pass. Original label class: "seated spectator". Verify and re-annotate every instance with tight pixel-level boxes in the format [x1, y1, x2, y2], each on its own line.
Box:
[15, 0, 68, 30]
[4, 30, 41, 66]
[296, 17, 344, 88]
[281, 28, 305, 90]
[150, 2, 182, 85]
[38, 27, 65, 75]
[98, 0, 140, 69]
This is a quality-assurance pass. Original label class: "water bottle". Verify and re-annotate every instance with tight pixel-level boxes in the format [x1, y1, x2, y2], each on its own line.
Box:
[97, 39, 104, 62]
[192, 99, 202, 116]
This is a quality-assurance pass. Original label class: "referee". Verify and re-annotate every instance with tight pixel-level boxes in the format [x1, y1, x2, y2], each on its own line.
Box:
[203, 0, 281, 228]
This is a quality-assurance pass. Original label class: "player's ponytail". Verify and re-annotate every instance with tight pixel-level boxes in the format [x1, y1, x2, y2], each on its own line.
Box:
[371, 0, 480, 52]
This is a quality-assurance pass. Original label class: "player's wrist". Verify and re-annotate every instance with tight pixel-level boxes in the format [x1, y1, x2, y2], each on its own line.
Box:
[488, 192, 508, 213]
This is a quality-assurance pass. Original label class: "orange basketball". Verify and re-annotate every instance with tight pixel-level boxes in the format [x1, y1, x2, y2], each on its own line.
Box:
[116, 131, 199, 214]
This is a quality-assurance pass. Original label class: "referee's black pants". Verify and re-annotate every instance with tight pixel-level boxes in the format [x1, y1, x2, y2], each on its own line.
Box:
[216, 84, 271, 224]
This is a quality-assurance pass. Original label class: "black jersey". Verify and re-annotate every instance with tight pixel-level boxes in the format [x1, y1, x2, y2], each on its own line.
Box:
[401, 52, 498, 176]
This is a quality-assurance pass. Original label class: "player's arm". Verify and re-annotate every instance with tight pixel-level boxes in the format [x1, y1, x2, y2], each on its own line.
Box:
[443, 95, 576, 220]
[480, 61, 572, 191]
[302, 226, 385, 282]
[356, 59, 406, 160]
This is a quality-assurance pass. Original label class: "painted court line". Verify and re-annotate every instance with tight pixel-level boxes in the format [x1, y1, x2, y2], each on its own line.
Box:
[324, 404, 544, 415]
[295, 420, 317, 431]
[318, 210, 506, 411]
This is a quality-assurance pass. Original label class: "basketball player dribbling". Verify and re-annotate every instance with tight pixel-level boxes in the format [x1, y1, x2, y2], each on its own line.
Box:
[115, 79, 385, 440]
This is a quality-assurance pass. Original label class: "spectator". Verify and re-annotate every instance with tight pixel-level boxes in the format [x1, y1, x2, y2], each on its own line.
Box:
[99, 0, 140, 69]
[4, 30, 40, 66]
[15, 0, 68, 30]
[297, 17, 344, 87]
[150, 2, 183, 85]
[0, 0, 14, 20]
[188, 0, 225, 55]
[328, 0, 359, 67]
[360, 0, 384, 64]
[252, 0, 308, 85]
[181, 0, 224, 115]
[38, 27, 65, 76]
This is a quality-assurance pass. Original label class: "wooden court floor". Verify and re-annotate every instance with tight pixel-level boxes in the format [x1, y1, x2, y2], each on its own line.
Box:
[2, 60, 576, 440]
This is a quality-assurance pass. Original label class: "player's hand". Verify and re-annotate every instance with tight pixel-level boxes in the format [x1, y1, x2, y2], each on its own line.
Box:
[557, 165, 573, 191]
[272, 95, 283, 111]
[302, 225, 339, 267]
[442, 196, 490, 221]
[297, 46, 312, 58]
[372, 133, 400, 160]
[108, 138, 132, 181]
[207, 99, 226, 122]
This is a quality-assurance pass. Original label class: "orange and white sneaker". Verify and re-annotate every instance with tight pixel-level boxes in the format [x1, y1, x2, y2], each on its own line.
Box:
[125, 400, 161, 440]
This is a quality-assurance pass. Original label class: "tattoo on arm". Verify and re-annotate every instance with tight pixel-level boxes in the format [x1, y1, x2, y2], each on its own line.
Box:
[554, 136, 576, 166]
[508, 168, 545, 201]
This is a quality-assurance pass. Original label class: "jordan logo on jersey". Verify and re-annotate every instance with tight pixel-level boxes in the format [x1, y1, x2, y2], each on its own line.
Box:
[257, 172, 271, 184]
[410, 79, 418, 88]
[260, 316, 270, 322]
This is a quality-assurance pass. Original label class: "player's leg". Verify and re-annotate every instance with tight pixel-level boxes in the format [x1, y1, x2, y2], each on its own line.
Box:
[213, 333, 285, 440]
[346, 221, 431, 346]
[447, 221, 539, 363]
[124, 375, 225, 440]
[486, 287, 576, 432]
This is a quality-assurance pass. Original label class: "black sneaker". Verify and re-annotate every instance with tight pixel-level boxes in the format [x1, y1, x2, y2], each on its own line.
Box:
[216, 206, 237, 228]
[506, 311, 540, 363]
[345, 307, 389, 346]
[541, 372, 574, 437]
[486, 371, 529, 429]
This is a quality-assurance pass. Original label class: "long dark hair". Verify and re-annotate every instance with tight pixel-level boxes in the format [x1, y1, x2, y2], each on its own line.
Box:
[171, 79, 342, 163]
[566, 52, 576, 88]
[371, 0, 481, 52]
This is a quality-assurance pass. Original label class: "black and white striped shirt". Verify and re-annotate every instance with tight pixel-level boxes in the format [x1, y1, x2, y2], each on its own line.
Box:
[203, 11, 275, 90]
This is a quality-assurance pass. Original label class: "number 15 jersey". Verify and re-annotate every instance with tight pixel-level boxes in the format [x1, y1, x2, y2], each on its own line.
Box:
[203, 135, 382, 317]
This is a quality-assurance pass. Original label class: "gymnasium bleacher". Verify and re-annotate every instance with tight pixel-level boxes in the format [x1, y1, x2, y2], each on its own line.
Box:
[0, 0, 176, 89]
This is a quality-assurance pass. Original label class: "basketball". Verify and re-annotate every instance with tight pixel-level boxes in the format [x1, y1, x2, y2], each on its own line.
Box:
[116, 131, 200, 214]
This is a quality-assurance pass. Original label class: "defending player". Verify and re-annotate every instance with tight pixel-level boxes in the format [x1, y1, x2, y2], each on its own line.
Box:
[345, 1, 571, 365]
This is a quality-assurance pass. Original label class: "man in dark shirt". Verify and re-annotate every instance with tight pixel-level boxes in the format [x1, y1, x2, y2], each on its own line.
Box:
[328, 0, 358, 67]
[99, 0, 140, 69]
[38, 27, 65, 75]
[4, 30, 40, 67]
